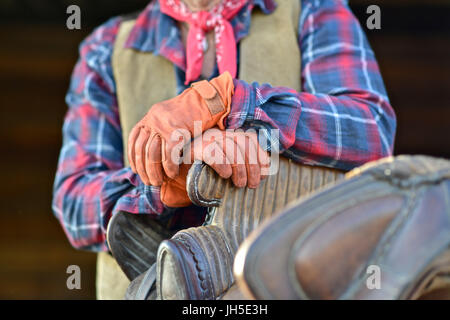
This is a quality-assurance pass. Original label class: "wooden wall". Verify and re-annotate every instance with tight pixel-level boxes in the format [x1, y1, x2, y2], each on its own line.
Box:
[0, 0, 449, 299]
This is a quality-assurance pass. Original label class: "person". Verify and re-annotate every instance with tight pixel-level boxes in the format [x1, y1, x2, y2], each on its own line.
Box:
[52, 0, 396, 298]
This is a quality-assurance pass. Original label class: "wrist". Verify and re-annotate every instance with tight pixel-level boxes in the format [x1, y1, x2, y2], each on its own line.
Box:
[226, 78, 256, 129]
[190, 71, 234, 130]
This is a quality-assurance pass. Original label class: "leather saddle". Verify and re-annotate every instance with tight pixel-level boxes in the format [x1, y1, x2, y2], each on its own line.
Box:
[156, 157, 345, 299]
[234, 155, 450, 299]
[156, 155, 450, 300]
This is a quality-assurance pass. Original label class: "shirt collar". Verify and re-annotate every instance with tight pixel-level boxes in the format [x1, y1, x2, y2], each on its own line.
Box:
[124, 0, 277, 70]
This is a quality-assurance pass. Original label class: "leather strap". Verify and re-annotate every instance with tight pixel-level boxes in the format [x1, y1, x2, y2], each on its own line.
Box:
[191, 80, 225, 116]
[135, 263, 157, 300]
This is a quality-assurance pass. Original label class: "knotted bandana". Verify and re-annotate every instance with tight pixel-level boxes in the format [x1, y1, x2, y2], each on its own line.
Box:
[159, 0, 248, 84]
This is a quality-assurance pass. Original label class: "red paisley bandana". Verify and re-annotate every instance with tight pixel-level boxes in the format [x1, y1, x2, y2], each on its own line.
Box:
[159, 0, 248, 84]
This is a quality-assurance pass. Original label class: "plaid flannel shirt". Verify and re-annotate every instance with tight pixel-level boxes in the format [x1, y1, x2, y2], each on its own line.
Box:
[53, 0, 396, 251]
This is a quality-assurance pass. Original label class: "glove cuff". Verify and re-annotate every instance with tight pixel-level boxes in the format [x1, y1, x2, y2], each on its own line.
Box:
[191, 71, 234, 130]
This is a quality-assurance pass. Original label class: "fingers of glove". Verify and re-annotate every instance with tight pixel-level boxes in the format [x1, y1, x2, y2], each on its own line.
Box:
[145, 134, 164, 186]
[191, 129, 232, 179]
[162, 139, 181, 180]
[134, 129, 151, 185]
[224, 135, 247, 188]
[127, 125, 141, 173]
[199, 140, 232, 179]
[246, 132, 271, 179]
[164, 128, 192, 179]
[242, 135, 261, 189]
[233, 133, 259, 188]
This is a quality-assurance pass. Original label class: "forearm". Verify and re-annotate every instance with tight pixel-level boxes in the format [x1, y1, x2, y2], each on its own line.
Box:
[284, 90, 395, 170]
[226, 0, 396, 171]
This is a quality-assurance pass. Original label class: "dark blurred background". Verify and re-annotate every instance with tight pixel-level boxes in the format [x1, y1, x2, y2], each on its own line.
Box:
[0, 0, 449, 299]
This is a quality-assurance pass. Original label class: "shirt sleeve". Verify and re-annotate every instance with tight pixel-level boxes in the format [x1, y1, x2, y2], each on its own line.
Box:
[227, 0, 396, 171]
[52, 17, 165, 252]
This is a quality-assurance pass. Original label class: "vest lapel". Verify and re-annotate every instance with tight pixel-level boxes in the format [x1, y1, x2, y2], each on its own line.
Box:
[112, 19, 176, 166]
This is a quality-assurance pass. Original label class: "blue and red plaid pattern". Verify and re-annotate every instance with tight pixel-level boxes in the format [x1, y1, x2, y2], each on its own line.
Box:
[53, 0, 396, 251]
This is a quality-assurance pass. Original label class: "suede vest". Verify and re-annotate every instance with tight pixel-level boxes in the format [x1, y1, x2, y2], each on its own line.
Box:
[97, 0, 302, 300]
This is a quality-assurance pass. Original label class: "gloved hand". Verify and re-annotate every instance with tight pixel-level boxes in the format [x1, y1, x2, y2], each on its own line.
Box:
[128, 72, 234, 186]
[160, 128, 271, 207]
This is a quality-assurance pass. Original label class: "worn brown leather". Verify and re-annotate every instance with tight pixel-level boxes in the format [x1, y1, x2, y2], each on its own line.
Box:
[107, 211, 173, 281]
[234, 155, 450, 300]
[156, 157, 345, 299]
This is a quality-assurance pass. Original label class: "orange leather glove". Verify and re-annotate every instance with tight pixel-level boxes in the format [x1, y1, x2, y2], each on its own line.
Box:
[159, 163, 192, 208]
[160, 128, 271, 208]
[128, 72, 234, 187]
